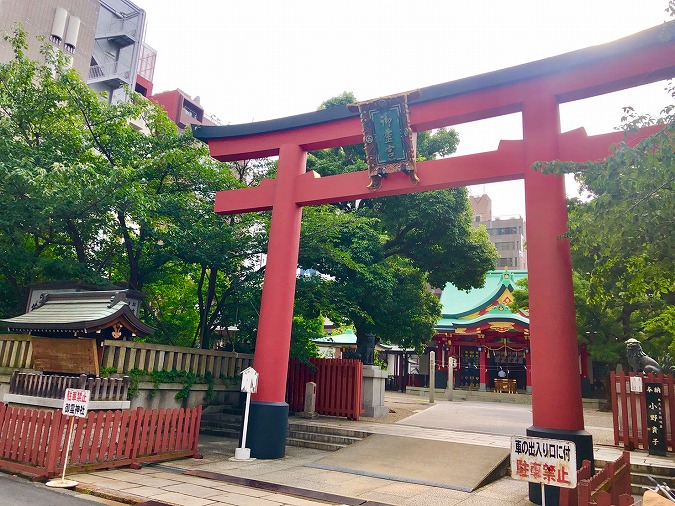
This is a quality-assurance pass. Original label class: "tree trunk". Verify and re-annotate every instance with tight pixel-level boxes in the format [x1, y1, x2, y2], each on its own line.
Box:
[402, 352, 409, 393]
[198, 266, 218, 349]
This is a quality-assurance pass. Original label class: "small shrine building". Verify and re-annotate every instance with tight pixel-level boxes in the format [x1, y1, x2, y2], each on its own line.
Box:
[0, 285, 154, 375]
[432, 269, 588, 394]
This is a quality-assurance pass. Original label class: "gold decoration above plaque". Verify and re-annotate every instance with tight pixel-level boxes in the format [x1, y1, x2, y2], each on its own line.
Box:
[351, 92, 419, 190]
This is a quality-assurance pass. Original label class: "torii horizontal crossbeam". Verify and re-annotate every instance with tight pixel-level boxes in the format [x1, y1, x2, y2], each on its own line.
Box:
[213, 126, 662, 214]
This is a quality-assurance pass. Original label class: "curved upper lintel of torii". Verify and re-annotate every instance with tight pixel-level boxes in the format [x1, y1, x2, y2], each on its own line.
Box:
[193, 21, 675, 159]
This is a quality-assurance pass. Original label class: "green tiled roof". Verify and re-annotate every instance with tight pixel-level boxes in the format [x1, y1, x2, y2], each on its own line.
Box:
[436, 270, 528, 331]
[313, 328, 357, 345]
[439, 270, 527, 318]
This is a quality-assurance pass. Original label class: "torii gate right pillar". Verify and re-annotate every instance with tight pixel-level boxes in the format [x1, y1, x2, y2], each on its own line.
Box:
[523, 94, 592, 505]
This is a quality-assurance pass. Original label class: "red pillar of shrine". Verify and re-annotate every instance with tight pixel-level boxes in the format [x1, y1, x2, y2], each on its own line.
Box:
[580, 345, 589, 379]
[523, 95, 593, 504]
[246, 144, 306, 459]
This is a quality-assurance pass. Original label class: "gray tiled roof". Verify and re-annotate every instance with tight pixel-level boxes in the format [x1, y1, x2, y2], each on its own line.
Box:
[1, 292, 154, 336]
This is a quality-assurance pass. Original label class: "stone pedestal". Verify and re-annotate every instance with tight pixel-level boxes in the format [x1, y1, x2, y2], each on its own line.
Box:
[362, 365, 388, 418]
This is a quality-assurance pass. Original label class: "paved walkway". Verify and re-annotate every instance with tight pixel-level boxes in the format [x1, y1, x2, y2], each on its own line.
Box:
[65, 394, 674, 506]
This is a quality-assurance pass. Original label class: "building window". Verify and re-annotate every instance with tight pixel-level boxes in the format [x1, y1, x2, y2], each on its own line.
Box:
[488, 227, 518, 236]
[495, 241, 515, 251]
[182, 101, 202, 120]
[497, 257, 513, 267]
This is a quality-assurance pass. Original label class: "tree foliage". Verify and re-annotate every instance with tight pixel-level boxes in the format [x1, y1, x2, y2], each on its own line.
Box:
[534, 81, 675, 360]
[295, 93, 496, 352]
[0, 28, 266, 349]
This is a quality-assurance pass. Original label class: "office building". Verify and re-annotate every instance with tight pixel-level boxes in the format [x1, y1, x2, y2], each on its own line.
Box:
[470, 194, 527, 270]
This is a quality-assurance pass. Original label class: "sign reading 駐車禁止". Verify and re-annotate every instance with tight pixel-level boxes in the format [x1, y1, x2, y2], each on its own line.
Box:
[62, 388, 90, 418]
[510, 436, 577, 489]
[354, 93, 418, 190]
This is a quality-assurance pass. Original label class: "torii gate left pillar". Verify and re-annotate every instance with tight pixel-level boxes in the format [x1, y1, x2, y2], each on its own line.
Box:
[244, 144, 306, 458]
[194, 25, 675, 502]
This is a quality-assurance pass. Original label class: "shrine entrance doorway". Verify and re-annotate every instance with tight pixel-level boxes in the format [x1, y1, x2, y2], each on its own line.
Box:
[195, 23, 675, 505]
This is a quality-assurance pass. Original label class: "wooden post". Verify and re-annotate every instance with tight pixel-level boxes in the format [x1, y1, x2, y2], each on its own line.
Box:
[429, 351, 435, 404]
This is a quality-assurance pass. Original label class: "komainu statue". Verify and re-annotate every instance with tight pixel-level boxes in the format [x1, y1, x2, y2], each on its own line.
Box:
[357, 333, 379, 365]
[625, 338, 675, 374]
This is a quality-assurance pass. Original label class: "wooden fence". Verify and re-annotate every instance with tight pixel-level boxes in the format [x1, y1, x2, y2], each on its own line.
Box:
[560, 451, 633, 506]
[10, 371, 129, 401]
[610, 372, 674, 451]
[287, 358, 363, 420]
[102, 340, 254, 378]
[0, 335, 254, 379]
[0, 335, 33, 370]
[0, 402, 201, 480]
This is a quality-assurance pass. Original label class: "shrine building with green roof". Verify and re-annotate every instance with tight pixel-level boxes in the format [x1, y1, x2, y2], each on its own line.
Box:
[428, 269, 589, 394]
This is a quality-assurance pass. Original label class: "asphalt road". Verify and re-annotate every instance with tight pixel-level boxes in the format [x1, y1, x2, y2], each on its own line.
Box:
[0, 473, 126, 506]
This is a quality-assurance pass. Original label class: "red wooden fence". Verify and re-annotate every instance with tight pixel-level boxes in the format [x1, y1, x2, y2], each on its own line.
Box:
[0, 403, 202, 480]
[287, 358, 363, 420]
[610, 372, 674, 451]
[560, 451, 633, 506]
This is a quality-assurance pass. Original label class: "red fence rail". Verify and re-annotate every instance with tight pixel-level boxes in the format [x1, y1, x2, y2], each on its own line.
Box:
[610, 372, 674, 451]
[0, 402, 201, 480]
[287, 358, 363, 420]
[560, 451, 633, 506]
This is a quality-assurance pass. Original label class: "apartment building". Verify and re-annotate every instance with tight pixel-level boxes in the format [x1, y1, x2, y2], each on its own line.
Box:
[150, 89, 217, 131]
[0, 0, 99, 77]
[470, 194, 527, 270]
[0, 1, 218, 130]
[88, 0, 146, 104]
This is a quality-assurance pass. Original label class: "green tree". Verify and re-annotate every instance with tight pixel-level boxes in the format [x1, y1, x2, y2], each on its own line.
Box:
[535, 83, 675, 360]
[295, 93, 496, 352]
[509, 274, 626, 364]
[0, 28, 266, 351]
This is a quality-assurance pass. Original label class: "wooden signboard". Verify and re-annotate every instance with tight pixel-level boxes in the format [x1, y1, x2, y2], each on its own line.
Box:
[31, 337, 99, 376]
[645, 382, 667, 456]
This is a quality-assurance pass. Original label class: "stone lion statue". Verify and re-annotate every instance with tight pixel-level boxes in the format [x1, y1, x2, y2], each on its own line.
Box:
[625, 338, 675, 374]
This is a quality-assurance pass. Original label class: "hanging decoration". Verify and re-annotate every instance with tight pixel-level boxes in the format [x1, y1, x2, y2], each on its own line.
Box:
[353, 92, 419, 190]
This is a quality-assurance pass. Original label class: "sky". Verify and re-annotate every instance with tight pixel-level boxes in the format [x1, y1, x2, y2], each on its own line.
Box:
[132, 0, 672, 217]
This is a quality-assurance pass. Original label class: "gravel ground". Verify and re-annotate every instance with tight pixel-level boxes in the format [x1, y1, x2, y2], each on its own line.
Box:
[360, 391, 434, 424]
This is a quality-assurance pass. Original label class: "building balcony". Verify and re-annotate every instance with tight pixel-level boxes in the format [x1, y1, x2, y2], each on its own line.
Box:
[88, 62, 131, 87]
[95, 19, 139, 48]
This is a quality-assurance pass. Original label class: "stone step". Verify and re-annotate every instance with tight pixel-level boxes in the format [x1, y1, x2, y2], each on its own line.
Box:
[199, 406, 243, 439]
[201, 412, 243, 424]
[286, 437, 349, 452]
[287, 422, 370, 440]
[631, 471, 675, 496]
[199, 426, 241, 439]
[595, 458, 675, 478]
[594, 457, 675, 497]
[200, 422, 242, 434]
[287, 429, 363, 446]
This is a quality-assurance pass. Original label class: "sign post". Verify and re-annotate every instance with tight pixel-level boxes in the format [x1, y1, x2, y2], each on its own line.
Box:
[232, 367, 258, 461]
[645, 382, 667, 456]
[445, 357, 456, 400]
[429, 350, 435, 404]
[510, 435, 577, 506]
[46, 388, 90, 488]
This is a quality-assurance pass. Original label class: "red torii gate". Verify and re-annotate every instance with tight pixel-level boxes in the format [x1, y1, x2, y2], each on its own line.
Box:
[195, 22, 674, 501]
